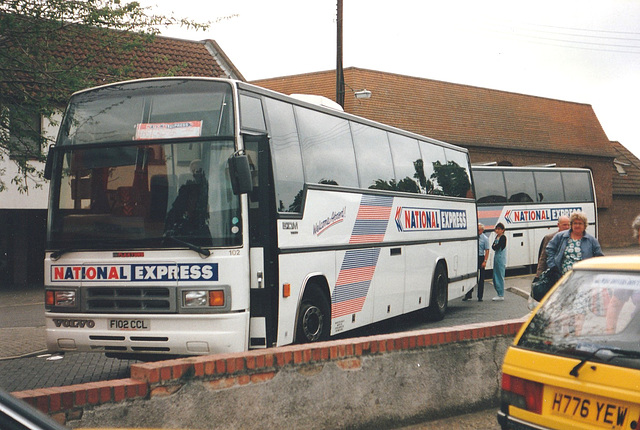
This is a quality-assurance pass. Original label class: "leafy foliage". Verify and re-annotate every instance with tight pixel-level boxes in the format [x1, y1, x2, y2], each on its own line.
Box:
[0, 0, 209, 192]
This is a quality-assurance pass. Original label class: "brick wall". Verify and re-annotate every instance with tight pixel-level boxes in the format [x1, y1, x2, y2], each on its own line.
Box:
[598, 195, 640, 247]
[13, 319, 525, 427]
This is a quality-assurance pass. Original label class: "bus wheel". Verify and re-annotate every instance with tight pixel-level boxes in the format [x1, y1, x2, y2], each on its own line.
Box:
[295, 290, 330, 343]
[425, 263, 448, 321]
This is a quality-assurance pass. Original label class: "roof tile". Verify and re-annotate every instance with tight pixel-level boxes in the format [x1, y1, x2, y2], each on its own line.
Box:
[51, 26, 233, 84]
[253, 67, 615, 158]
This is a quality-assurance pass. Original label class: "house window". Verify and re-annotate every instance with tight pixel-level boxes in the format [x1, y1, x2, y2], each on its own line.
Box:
[614, 160, 628, 176]
[9, 108, 42, 160]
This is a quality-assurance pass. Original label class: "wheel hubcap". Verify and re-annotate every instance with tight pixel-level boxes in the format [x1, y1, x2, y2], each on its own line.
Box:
[302, 306, 323, 341]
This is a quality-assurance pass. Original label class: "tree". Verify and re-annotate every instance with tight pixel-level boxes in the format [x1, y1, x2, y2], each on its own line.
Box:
[0, 0, 210, 192]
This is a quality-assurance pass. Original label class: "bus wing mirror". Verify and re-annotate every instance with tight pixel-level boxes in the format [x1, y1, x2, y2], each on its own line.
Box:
[228, 153, 253, 195]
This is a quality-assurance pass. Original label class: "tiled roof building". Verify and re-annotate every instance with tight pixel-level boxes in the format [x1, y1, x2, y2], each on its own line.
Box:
[54, 31, 244, 84]
[254, 67, 637, 247]
[77, 35, 245, 82]
[253, 67, 612, 156]
[599, 141, 640, 244]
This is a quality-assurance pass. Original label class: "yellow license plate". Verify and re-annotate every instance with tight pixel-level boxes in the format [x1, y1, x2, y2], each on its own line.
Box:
[549, 388, 633, 429]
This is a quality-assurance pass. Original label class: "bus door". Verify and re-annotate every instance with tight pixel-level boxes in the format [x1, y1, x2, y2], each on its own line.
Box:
[372, 245, 405, 321]
[507, 229, 532, 268]
[244, 134, 279, 348]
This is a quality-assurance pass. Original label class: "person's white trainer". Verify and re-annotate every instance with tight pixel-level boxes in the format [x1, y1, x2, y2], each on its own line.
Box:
[492, 296, 504, 301]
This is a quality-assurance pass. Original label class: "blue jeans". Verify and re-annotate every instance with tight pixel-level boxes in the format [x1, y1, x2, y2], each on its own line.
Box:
[493, 250, 506, 297]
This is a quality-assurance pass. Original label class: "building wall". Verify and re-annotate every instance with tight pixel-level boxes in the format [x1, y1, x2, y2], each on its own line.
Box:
[0, 114, 57, 288]
[0, 209, 46, 287]
[598, 195, 640, 247]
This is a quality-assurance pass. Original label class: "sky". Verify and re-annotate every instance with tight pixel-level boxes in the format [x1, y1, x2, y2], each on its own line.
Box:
[141, 0, 640, 160]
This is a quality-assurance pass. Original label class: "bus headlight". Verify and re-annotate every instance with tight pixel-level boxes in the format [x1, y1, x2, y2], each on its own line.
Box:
[180, 286, 230, 312]
[45, 290, 77, 308]
[183, 290, 226, 308]
[183, 291, 208, 307]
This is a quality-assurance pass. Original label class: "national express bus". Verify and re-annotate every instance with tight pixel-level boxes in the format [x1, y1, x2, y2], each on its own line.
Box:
[43, 78, 478, 358]
[472, 165, 597, 271]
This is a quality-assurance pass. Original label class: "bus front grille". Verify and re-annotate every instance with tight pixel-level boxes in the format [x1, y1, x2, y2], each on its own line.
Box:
[84, 287, 175, 313]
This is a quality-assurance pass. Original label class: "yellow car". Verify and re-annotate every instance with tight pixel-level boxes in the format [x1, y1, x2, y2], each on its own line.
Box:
[498, 255, 640, 430]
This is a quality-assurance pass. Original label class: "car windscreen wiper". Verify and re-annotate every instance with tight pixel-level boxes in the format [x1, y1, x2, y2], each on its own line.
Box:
[570, 347, 640, 377]
[162, 235, 211, 257]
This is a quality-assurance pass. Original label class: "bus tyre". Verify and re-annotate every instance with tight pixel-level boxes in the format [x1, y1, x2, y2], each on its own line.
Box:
[426, 263, 448, 321]
[295, 291, 330, 343]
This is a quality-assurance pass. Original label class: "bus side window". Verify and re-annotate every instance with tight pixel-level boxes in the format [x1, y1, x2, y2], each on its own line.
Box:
[504, 171, 535, 202]
[388, 134, 421, 193]
[418, 141, 447, 195]
[239, 94, 267, 132]
[264, 97, 304, 213]
[443, 148, 473, 198]
[474, 170, 507, 204]
[295, 106, 358, 188]
[351, 122, 394, 190]
[562, 171, 593, 202]
[533, 171, 563, 203]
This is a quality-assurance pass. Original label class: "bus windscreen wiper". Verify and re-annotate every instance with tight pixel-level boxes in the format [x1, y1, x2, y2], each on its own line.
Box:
[162, 235, 211, 257]
[51, 239, 135, 260]
[50, 248, 72, 260]
[570, 347, 640, 377]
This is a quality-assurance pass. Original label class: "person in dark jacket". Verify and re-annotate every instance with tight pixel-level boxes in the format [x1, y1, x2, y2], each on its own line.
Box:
[536, 215, 570, 278]
[464, 223, 490, 302]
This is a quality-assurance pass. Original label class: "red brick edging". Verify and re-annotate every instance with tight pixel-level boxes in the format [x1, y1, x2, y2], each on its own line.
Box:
[12, 318, 525, 423]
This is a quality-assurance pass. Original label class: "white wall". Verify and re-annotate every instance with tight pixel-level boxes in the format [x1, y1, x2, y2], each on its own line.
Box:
[1, 112, 61, 209]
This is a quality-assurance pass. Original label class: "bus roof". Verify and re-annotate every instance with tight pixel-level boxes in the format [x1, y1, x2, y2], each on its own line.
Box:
[65, 76, 471, 156]
[471, 165, 592, 173]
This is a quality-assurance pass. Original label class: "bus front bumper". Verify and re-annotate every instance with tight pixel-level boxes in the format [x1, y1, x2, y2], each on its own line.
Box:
[45, 311, 250, 356]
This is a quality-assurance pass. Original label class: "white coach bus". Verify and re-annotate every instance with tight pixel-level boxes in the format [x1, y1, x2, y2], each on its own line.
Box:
[472, 165, 597, 271]
[43, 78, 478, 357]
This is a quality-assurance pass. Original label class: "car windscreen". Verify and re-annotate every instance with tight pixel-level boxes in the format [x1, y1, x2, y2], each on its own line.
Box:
[518, 270, 640, 370]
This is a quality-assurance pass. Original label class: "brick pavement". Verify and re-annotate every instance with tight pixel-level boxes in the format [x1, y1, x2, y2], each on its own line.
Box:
[0, 327, 46, 359]
[0, 350, 137, 392]
[0, 284, 46, 360]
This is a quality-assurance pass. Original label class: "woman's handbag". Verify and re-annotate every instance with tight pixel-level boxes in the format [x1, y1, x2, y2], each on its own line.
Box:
[531, 268, 560, 302]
